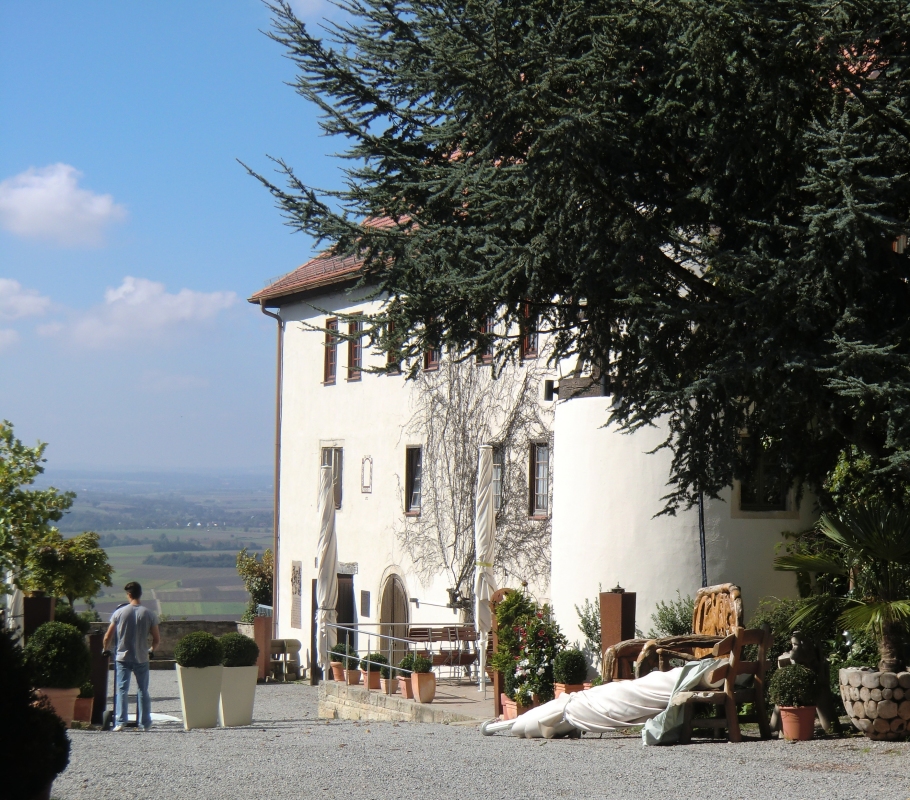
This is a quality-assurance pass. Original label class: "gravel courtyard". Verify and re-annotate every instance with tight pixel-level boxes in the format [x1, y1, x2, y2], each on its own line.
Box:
[57, 671, 910, 800]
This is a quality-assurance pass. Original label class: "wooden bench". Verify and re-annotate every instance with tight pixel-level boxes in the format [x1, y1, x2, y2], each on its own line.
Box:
[270, 638, 303, 682]
[407, 625, 479, 677]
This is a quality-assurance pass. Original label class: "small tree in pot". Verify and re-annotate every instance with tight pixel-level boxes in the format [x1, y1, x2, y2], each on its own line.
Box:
[360, 653, 387, 691]
[397, 654, 415, 698]
[23, 621, 91, 726]
[769, 664, 818, 741]
[73, 682, 94, 725]
[378, 657, 396, 694]
[174, 632, 224, 730]
[328, 642, 350, 682]
[553, 649, 587, 697]
[410, 654, 436, 704]
[218, 632, 259, 727]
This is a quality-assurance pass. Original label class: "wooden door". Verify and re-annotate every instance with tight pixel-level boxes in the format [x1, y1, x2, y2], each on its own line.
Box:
[336, 574, 356, 650]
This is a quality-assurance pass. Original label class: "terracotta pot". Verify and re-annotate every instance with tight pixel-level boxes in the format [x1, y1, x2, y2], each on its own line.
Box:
[330, 662, 344, 682]
[554, 683, 584, 698]
[36, 688, 79, 726]
[380, 677, 396, 695]
[500, 693, 538, 719]
[398, 676, 414, 699]
[73, 697, 94, 724]
[411, 671, 436, 703]
[344, 668, 362, 686]
[364, 670, 381, 690]
[582, 681, 592, 691]
[780, 706, 816, 741]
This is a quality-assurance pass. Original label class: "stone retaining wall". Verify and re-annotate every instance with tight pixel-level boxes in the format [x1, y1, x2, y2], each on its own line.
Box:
[318, 682, 480, 725]
[839, 668, 910, 740]
[89, 620, 240, 659]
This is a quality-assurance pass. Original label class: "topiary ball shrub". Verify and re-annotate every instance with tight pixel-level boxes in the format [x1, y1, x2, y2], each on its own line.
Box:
[768, 664, 817, 708]
[411, 654, 432, 674]
[553, 649, 588, 685]
[220, 633, 259, 668]
[78, 682, 94, 699]
[174, 631, 223, 669]
[361, 652, 388, 673]
[330, 642, 359, 669]
[53, 604, 91, 635]
[23, 621, 91, 689]
[396, 653, 415, 676]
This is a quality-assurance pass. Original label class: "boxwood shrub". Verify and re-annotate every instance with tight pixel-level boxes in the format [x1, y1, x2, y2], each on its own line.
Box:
[768, 663, 817, 708]
[553, 649, 588, 685]
[330, 642, 358, 669]
[220, 632, 259, 668]
[174, 631, 223, 668]
[411, 654, 432, 674]
[361, 652, 388, 673]
[23, 621, 91, 689]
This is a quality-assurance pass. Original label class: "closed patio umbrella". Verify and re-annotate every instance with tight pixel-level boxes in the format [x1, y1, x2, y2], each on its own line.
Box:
[474, 445, 497, 693]
[316, 465, 339, 678]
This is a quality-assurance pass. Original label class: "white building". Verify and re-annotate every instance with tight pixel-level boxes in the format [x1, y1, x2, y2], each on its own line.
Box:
[250, 251, 810, 662]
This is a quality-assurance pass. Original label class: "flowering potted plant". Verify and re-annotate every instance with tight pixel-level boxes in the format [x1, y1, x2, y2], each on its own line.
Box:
[23, 621, 91, 726]
[218, 632, 260, 727]
[174, 631, 224, 730]
[769, 664, 818, 741]
[553, 649, 587, 697]
[410, 654, 436, 703]
[397, 654, 415, 698]
[361, 652, 387, 691]
[509, 606, 566, 711]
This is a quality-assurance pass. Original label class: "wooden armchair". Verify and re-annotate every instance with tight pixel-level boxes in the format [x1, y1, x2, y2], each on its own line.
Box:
[601, 583, 744, 683]
[674, 626, 773, 743]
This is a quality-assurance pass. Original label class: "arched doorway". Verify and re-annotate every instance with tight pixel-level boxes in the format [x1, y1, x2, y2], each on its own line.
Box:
[379, 574, 409, 668]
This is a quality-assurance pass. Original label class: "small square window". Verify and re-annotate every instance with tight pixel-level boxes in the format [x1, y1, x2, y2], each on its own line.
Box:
[739, 438, 787, 512]
[424, 348, 441, 371]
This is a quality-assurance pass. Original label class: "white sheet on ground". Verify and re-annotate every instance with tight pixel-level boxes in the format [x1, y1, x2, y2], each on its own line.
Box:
[509, 658, 723, 744]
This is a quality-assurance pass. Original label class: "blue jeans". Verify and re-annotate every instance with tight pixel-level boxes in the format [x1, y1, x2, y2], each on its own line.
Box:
[116, 660, 151, 728]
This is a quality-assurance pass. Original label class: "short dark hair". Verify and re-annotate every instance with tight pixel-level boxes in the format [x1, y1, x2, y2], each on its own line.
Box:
[124, 581, 142, 600]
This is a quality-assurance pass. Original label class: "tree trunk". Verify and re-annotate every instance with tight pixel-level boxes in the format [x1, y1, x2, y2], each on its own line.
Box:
[878, 622, 904, 673]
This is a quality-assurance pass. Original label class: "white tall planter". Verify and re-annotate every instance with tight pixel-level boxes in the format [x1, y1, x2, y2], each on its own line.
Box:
[219, 665, 258, 727]
[177, 664, 223, 730]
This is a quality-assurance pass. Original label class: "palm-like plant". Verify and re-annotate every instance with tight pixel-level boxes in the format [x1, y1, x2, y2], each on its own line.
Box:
[774, 505, 910, 673]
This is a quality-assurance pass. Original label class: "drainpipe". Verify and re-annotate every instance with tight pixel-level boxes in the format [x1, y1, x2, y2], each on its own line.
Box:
[260, 300, 283, 637]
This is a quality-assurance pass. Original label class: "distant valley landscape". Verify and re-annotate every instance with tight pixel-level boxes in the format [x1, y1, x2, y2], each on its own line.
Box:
[36, 469, 274, 621]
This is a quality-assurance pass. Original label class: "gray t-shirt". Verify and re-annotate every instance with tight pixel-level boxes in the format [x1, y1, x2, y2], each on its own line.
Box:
[111, 603, 159, 664]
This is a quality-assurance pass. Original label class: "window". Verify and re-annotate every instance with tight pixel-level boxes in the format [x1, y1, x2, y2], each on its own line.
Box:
[324, 318, 338, 384]
[386, 321, 401, 373]
[739, 438, 787, 512]
[424, 347, 441, 371]
[492, 446, 504, 512]
[521, 304, 539, 359]
[529, 442, 549, 516]
[405, 446, 423, 513]
[321, 447, 343, 509]
[347, 316, 362, 381]
[478, 317, 494, 364]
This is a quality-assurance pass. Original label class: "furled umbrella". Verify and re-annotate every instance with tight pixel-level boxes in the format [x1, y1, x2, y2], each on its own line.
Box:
[316, 465, 339, 678]
[474, 445, 497, 693]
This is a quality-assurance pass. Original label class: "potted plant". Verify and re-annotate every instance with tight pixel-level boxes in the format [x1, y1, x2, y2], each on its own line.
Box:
[774, 504, 910, 739]
[553, 649, 587, 697]
[338, 643, 361, 685]
[360, 652, 387, 690]
[397, 654, 415, 698]
[379, 658, 396, 694]
[174, 631, 224, 730]
[410, 654, 436, 703]
[1, 629, 71, 800]
[769, 664, 818, 741]
[72, 681, 94, 724]
[23, 621, 91, 726]
[218, 632, 260, 727]
[328, 642, 349, 682]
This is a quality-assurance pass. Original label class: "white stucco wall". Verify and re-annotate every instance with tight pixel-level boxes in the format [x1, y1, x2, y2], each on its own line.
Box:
[549, 397, 814, 649]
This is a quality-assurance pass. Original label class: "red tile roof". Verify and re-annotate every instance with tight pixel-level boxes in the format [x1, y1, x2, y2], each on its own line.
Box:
[248, 217, 398, 304]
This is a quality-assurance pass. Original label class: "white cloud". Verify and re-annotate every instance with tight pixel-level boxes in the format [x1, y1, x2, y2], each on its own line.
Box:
[0, 163, 127, 246]
[41, 276, 237, 348]
[0, 279, 51, 319]
[0, 329, 20, 351]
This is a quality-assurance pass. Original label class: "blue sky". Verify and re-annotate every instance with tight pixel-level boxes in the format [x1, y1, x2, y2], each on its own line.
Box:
[0, 1, 344, 472]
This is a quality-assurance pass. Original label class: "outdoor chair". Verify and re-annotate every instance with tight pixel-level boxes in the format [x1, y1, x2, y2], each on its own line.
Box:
[601, 583, 744, 682]
[673, 625, 773, 743]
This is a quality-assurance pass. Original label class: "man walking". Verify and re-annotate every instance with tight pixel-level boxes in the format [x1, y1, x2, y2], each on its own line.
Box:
[103, 582, 160, 731]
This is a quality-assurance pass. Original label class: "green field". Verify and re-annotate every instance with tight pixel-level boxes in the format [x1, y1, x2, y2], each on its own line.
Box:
[159, 602, 248, 616]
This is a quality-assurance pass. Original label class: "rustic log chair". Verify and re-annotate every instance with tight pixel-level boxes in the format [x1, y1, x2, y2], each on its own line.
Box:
[601, 583, 744, 682]
[673, 625, 774, 743]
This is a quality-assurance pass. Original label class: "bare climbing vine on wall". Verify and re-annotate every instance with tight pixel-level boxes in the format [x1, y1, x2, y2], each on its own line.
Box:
[396, 356, 553, 612]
